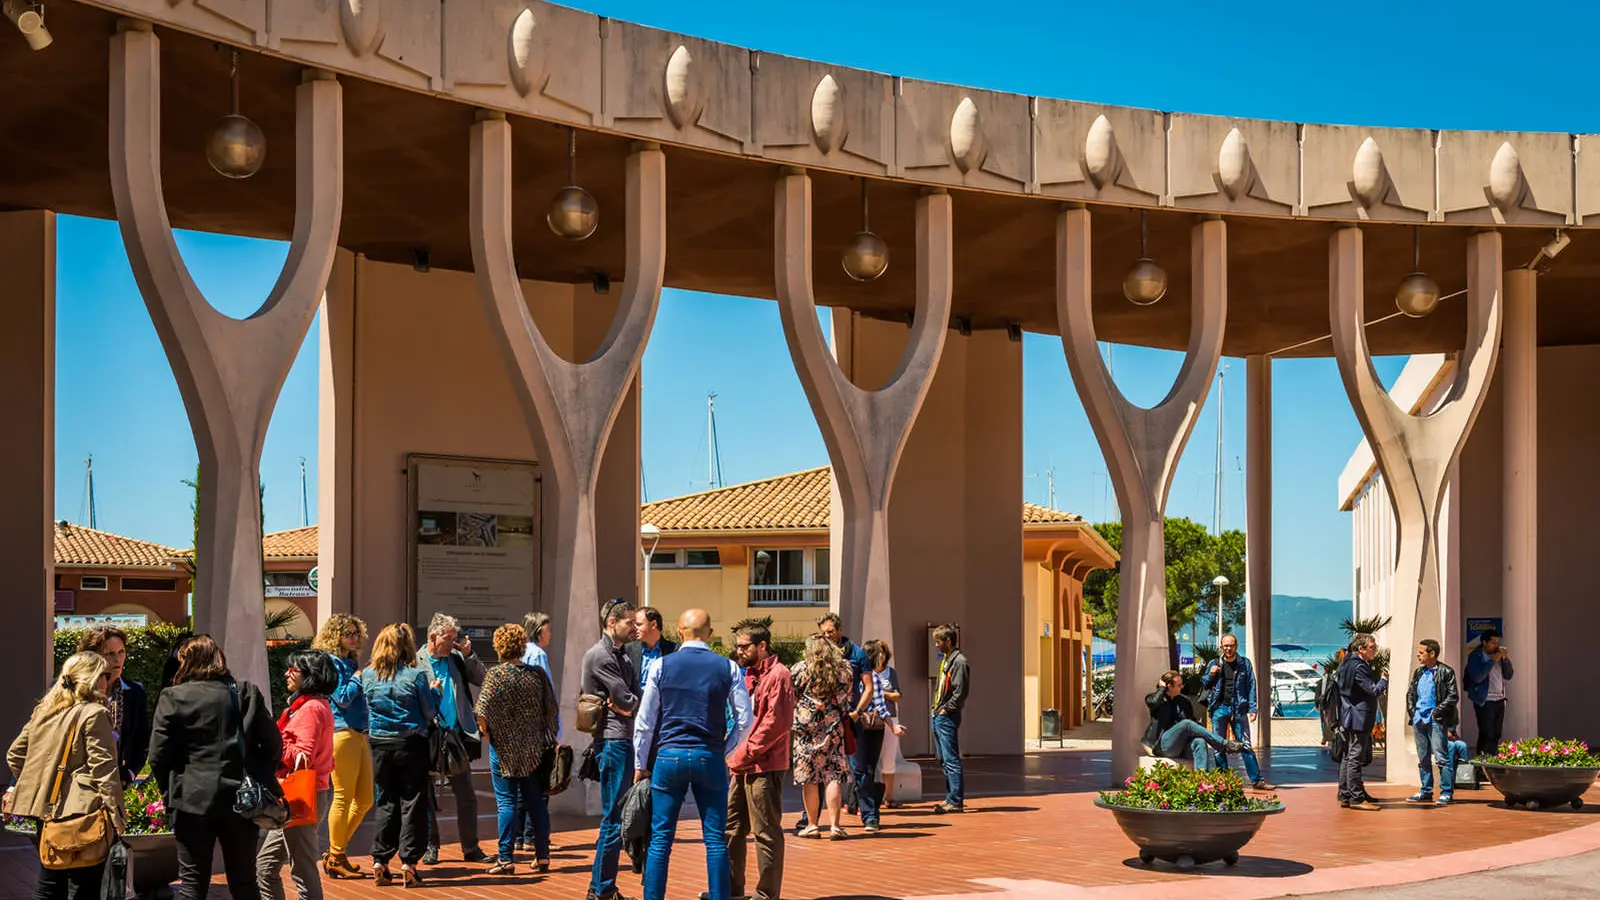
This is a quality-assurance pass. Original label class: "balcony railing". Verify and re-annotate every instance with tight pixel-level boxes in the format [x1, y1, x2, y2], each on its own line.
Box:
[748, 584, 830, 607]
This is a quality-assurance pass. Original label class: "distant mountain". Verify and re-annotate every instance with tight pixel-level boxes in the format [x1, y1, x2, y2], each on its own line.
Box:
[1271, 595, 1353, 646]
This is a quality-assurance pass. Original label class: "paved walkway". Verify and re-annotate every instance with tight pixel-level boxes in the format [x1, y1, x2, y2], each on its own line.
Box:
[3, 747, 1596, 899]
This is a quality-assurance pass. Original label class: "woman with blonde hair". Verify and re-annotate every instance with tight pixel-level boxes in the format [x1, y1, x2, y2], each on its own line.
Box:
[475, 623, 558, 875]
[310, 613, 372, 879]
[789, 635, 852, 839]
[358, 624, 439, 887]
[6, 652, 125, 900]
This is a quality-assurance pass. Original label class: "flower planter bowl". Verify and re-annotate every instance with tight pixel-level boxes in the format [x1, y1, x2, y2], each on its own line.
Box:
[1094, 797, 1285, 869]
[1480, 763, 1599, 811]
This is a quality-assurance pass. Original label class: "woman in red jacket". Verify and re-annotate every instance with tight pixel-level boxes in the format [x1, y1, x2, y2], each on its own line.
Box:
[256, 651, 338, 900]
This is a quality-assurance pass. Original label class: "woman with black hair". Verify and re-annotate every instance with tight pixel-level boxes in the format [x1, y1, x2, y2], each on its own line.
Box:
[256, 651, 338, 900]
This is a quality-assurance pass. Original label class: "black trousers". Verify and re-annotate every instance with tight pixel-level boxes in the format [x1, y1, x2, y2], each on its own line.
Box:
[173, 808, 259, 900]
[1474, 699, 1507, 756]
[30, 834, 104, 900]
[371, 733, 431, 865]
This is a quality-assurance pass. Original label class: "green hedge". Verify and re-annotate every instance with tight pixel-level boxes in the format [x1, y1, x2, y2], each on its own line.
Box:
[53, 625, 309, 714]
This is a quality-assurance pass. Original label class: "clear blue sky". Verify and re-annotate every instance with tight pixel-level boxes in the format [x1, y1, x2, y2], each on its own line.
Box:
[55, 0, 1599, 599]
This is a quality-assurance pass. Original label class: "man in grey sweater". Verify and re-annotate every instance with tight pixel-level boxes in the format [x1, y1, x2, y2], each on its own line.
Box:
[584, 599, 640, 900]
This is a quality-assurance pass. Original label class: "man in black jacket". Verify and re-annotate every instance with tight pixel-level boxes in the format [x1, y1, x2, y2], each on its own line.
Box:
[1404, 638, 1460, 805]
[1142, 671, 1240, 769]
[79, 627, 150, 785]
[931, 624, 970, 814]
[1336, 634, 1388, 810]
[624, 606, 678, 692]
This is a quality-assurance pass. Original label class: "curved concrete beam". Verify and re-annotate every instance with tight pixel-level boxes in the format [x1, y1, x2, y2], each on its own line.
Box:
[110, 23, 343, 688]
[773, 171, 952, 643]
[469, 113, 666, 745]
[1329, 227, 1501, 784]
[1056, 208, 1226, 782]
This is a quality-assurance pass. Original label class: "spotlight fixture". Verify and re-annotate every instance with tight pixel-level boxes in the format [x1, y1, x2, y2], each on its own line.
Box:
[1006, 321, 1022, 343]
[3, 1, 51, 51]
[411, 248, 430, 273]
[842, 179, 889, 282]
[592, 272, 611, 295]
[1395, 226, 1440, 318]
[1122, 209, 1167, 306]
[206, 49, 266, 179]
[957, 317, 972, 337]
[1525, 228, 1570, 270]
[547, 127, 599, 241]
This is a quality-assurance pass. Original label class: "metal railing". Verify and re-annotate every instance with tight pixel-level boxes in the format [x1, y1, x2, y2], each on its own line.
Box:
[748, 585, 830, 606]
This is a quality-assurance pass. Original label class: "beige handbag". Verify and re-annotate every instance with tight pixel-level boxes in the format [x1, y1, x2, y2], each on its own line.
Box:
[576, 694, 606, 735]
[38, 712, 114, 871]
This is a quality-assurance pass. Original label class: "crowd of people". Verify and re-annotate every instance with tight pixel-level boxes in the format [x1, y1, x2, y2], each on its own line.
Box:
[1141, 627, 1518, 813]
[2, 606, 970, 900]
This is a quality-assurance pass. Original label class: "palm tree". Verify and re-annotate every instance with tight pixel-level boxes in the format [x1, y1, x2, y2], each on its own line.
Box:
[264, 605, 304, 640]
[1339, 615, 1393, 681]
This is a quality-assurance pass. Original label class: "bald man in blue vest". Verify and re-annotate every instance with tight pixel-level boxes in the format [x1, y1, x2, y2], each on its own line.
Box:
[633, 609, 754, 900]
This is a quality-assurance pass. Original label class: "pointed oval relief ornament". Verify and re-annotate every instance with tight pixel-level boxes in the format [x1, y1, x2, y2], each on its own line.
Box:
[1217, 128, 1253, 200]
[507, 8, 541, 98]
[811, 74, 846, 154]
[1350, 136, 1388, 208]
[1082, 114, 1120, 189]
[1488, 141, 1526, 213]
[949, 97, 986, 174]
[664, 45, 699, 129]
[340, 0, 385, 58]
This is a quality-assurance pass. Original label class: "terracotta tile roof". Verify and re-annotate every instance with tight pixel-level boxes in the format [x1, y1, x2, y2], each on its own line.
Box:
[641, 467, 1084, 533]
[54, 522, 179, 569]
[263, 526, 318, 559]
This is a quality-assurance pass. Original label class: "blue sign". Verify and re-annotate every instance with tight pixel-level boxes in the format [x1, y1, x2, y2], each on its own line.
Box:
[1466, 617, 1502, 652]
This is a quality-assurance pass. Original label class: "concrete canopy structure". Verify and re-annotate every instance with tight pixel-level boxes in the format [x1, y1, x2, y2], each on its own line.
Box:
[3, 0, 1596, 783]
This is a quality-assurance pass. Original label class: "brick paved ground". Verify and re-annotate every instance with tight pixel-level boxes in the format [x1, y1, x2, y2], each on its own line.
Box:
[4, 748, 1597, 899]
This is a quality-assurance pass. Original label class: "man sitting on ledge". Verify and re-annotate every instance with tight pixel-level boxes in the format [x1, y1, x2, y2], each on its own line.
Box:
[1144, 670, 1242, 769]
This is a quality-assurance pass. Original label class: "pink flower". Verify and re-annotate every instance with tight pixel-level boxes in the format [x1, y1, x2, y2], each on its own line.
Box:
[1146, 782, 1159, 790]
[1125, 776, 1135, 786]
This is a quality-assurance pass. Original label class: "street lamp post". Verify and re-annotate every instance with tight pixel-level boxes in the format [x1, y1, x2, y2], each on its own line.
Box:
[640, 523, 662, 608]
[1212, 574, 1230, 645]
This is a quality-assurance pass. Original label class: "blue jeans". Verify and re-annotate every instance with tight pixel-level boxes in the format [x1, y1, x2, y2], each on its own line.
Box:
[853, 724, 885, 824]
[932, 711, 964, 806]
[643, 747, 730, 900]
[1447, 738, 1471, 770]
[588, 739, 633, 896]
[1209, 705, 1262, 783]
[488, 746, 543, 864]
[514, 746, 553, 857]
[1156, 719, 1227, 770]
[1414, 720, 1454, 796]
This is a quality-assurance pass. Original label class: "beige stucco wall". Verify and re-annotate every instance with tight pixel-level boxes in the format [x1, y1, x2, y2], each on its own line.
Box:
[0, 211, 54, 755]
[319, 256, 639, 644]
[1382, 345, 1600, 747]
[840, 316, 1024, 756]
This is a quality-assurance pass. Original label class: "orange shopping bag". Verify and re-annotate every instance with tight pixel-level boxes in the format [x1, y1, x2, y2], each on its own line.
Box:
[279, 762, 320, 829]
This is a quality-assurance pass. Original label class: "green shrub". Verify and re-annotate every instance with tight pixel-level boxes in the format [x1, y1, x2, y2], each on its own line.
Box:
[53, 624, 307, 715]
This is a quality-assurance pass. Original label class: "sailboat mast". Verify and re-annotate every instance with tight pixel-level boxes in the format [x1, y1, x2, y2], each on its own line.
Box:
[707, 391, 723, 489]
[85, 455, 97, 529]
[299, 457, 309, 527]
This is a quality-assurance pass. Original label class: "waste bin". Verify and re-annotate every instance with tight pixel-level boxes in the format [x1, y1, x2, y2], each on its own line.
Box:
[1040, 708, 1062, 741]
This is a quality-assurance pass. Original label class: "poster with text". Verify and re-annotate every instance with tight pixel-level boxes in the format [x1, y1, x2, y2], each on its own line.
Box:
[411, 457, 540, 630]
[1466, 617, 1502, 654]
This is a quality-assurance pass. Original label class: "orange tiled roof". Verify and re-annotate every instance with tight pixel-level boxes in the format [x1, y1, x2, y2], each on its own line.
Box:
[54, 522, 179, 569]
[641, 467, 1084, 533]
[263, 526, 318, 559]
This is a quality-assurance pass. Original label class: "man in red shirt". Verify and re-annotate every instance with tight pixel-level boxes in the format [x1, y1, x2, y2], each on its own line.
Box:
[723, 622, 796, 900]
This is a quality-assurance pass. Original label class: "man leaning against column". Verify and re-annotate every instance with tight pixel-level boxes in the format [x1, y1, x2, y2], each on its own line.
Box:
[1464, 628, 1513, 756]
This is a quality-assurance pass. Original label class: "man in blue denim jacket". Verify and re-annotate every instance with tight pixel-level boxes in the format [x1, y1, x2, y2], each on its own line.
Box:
[1200, 634, 1275, 790]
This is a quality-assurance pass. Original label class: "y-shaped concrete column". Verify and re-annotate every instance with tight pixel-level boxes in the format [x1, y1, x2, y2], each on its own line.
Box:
[773, 171, 952, 645]
[1057, 208, 1226, 782]
[111, 23, 342, 688]
[1329, 227, 1501, 785]
[469, 114, 665, 738]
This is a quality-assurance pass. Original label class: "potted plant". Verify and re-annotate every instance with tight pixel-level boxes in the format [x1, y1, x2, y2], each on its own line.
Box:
[1478, 738, 1600, 810]
[1095, 765, 1284, 869]
[121, 778, 180, 898]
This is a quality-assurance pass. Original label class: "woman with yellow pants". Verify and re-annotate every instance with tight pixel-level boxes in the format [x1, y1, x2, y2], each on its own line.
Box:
[313, 614, 373, 879]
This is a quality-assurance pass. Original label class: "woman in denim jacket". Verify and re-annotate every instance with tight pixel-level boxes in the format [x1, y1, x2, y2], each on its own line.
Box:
[358, 624, 439, 888]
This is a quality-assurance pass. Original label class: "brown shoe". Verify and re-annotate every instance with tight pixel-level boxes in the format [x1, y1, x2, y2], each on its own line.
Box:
[1349, 800, 1380, 811]
[323, 853, 363, 880]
